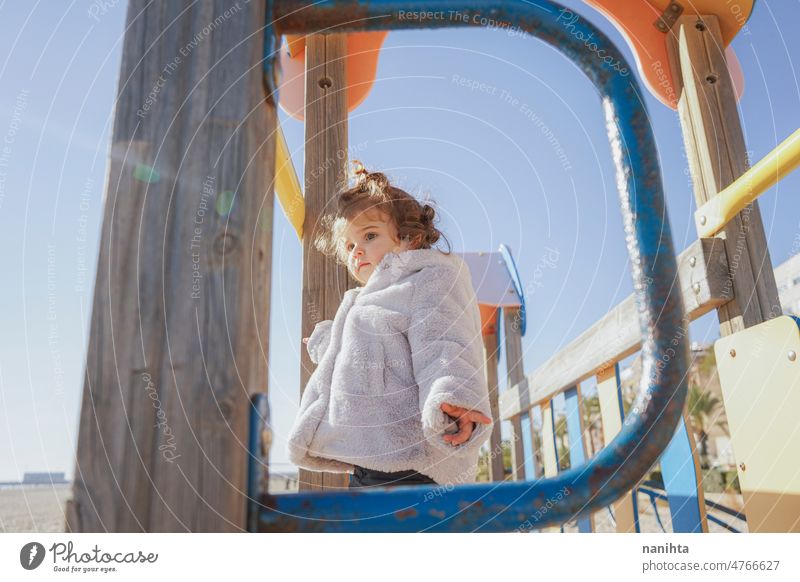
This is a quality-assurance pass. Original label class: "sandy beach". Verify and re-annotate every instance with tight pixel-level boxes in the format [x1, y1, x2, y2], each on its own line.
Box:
[0, 485, 71, 533]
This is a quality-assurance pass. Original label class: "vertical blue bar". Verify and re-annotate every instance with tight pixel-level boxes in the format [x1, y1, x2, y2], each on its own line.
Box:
[520, 411, 534, 480]
[659, 418, 705, 532]
[564, 386, 592, 532]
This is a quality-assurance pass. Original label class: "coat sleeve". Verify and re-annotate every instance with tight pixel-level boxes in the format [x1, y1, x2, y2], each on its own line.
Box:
[306, 319, 334, 364]
[407, 264, 493, 457]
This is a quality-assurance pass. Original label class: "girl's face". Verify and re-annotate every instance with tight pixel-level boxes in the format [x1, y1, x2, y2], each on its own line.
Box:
[342, 210, 411, 284]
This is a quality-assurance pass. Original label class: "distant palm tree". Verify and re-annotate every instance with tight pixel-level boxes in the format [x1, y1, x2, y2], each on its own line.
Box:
[582, 394, 602, 456]
[555, 415, 570, 470]
[687, 384, 727, 468]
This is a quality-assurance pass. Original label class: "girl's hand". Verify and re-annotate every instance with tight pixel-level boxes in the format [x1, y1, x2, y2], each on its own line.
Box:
[440, 403, 492, 446]
[302, 337, 309, 344]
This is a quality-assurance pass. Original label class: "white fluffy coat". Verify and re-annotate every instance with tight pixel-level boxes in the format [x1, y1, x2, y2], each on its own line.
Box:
[287, 247, 494, 485]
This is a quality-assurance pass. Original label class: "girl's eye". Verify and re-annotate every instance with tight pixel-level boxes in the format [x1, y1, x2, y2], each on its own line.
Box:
[365, 232, 377, 240]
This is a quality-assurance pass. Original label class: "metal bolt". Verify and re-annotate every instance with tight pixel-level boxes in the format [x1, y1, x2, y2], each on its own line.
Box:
[729, 348, 736, 358]
[699, 215, 707, 226]
[789, 350, 797, 362]
[739, 462, 746, 471]
[689, 256, 696, 267]
[692, 283, 701, 294]
[671, 3, 681, 11]
[695, 20, 706, 31]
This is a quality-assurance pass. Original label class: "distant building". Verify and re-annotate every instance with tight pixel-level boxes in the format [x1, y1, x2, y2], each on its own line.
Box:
[22, 472, 69, 485]
[775, 253, 800, 316]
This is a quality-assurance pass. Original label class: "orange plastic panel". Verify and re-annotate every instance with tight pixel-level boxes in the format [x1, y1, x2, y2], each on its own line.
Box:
[584, 0, 752, 108]
[277, 32, 388, 121]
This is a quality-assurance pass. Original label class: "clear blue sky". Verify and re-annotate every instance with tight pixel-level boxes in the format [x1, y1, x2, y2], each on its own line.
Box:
[0, 1, 798, 481]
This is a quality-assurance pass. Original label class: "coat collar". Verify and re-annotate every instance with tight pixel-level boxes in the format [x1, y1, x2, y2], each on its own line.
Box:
[350, 247, 461, 295]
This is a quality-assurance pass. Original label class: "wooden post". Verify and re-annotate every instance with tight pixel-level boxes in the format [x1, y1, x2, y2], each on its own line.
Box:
[66, 0, 274, 532]
[668, 13, 782, 533]
[483, 332, 504, 481]
[503, 307, 527, 480]
[597, 365, 639, 533]
[669, 15, 781, 335]
[298, 33, 351, 492]
[483, 319, 505, 481]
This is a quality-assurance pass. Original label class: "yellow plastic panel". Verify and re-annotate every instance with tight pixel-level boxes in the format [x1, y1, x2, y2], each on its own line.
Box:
[714, 315, 800, 532]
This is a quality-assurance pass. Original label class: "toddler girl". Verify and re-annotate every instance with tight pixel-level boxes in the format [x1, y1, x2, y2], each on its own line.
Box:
[287, 163, 493, 488]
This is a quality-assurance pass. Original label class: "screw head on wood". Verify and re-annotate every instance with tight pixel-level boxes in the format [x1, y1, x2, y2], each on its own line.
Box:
[689, 256, 696, 267]
[739, 462, 746, 471]
[729, 348, 736, 358]
[699, 215, 707, 226]
[692, 282, 701, 294]
[789, 350, 797, 362]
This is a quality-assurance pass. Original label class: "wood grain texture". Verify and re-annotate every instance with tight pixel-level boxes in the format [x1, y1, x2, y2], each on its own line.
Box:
[67, 0, 274, 532]
[502, 308, 527, 481]
[596, 365, 639, 533]
[298, 34, 351, 492]
[671, 15, 781, 335]
[483, 332, 505, 482]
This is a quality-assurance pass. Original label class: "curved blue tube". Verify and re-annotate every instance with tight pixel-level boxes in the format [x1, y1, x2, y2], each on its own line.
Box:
[257, 0, 688, 532]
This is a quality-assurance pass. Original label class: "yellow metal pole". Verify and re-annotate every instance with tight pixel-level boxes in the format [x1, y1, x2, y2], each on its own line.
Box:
[695, 128, 800, 237]
[274, 121, 305, 240]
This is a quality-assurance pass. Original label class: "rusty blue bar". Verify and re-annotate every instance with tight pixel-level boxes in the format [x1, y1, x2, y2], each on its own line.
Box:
[258, 0, 688, 532]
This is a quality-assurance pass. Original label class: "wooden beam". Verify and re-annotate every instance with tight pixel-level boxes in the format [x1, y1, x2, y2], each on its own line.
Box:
[502, 308, 527, 481]
[66, 0, 274, 532]
[596, 365, 639, 533]
[299, 34, 351, 492]
[670, 15, 781, 334]
[500, 238, 730, 419]
[483, 331, 505, 482]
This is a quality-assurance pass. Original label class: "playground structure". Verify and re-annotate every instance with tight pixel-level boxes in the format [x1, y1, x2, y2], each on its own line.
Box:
[65, 0, 800, 533]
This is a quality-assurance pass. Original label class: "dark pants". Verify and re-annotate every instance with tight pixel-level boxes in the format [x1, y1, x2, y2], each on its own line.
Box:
[349, 465, 437, 488]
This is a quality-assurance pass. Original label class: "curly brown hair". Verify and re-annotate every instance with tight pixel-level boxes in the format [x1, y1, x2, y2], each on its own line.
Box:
[313, 162, 451, 267]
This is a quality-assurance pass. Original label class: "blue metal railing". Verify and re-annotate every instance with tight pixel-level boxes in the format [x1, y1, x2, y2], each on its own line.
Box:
[638, 481, 744, 533]
[253, 0, 688, 532]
